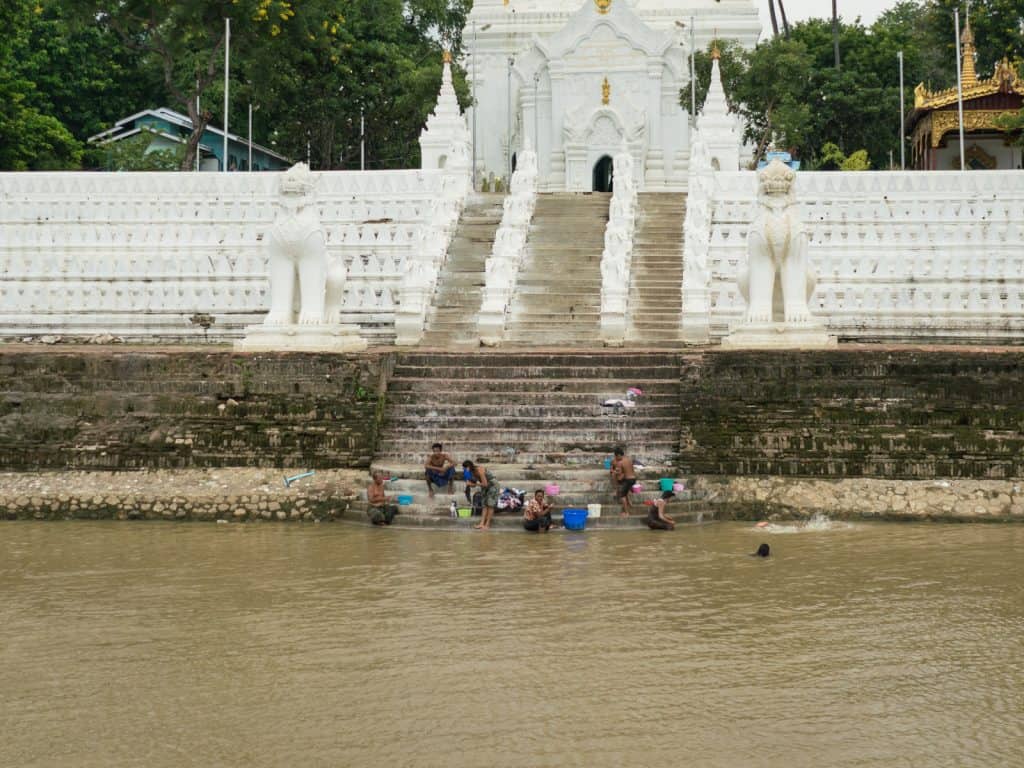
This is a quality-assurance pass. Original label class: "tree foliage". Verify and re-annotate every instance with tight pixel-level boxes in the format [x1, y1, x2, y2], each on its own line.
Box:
[699, 0, 1023, 170]
[0, 1, 82, 170]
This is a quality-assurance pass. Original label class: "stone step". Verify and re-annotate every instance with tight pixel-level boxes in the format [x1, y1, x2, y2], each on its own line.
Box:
[390, 363, 679, 378]
[384, 403, 681, 417]
[374, 451, 677, 466]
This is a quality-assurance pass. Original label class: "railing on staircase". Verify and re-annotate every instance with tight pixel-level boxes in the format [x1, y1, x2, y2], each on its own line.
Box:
[394, 157, 472, 346]
[680, 130, 715, 344]
[599, 145, 639, 346]
[477, 142, 539, 346]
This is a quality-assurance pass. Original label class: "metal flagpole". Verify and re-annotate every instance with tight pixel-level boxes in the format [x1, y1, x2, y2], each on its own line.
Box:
[472, 21, 478, 191]
[954, 8, 965, 171]
[360, 108, 365, 171]
[248, 103, 253, 172]
[507, 56, 513, 181]
[223, 18, 230, 172]
[690, 16, 696, 122]
[898, 50, 905, 170]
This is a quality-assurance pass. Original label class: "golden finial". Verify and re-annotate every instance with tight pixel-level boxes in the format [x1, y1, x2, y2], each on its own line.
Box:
[595, 0, 612, 14]
[712, 29, 721, 61]
[961, 20, 978, 86]
[602, 77, 611, 105]
[443, 50, 452, 64]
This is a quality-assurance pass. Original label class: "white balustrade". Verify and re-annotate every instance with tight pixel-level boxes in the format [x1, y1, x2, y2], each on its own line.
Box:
[0, 168, 465, 343]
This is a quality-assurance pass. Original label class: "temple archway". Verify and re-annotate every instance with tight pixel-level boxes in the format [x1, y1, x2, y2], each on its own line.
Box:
[593, 155, 614, 193]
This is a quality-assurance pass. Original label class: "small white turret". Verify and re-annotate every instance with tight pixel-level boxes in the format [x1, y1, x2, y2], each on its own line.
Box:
[420, 51, 471, 172]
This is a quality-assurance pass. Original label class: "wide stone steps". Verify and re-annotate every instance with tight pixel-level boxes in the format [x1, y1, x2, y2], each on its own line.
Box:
[421, 194, 504, 346]
[627, 193, 687, 345]
[376, 351, 683, 467]
[360, 470, 709, 519]
[502, 194, 609, 346]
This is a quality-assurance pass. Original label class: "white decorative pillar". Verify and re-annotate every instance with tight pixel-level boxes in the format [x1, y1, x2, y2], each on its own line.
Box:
[697, 46, 741, 172]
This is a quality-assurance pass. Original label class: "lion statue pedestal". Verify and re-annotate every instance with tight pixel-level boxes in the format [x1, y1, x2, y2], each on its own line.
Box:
[236, 163, 366, 353]
[722, 160, 836, 350]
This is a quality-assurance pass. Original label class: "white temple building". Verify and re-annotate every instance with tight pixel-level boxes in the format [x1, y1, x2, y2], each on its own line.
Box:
[463, 0, 761, 192]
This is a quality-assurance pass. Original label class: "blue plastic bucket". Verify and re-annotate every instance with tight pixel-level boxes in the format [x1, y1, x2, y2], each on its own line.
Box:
[603, 457, 613, 470]
[562, 508, 589, 531]
[659, 478, 675, 492]
[397, 494, 414, 506]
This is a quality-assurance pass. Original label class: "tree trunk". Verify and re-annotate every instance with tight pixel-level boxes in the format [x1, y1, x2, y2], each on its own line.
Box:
[778, 0, 791, 37]
[767, 0, 780, 38]
[832, 0, 841, 70]
[182, 98, 212, 172]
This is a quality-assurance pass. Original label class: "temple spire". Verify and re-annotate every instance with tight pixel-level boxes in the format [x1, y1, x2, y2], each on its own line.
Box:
[961, 20, 978, 86]
[419, 51, 471, 170]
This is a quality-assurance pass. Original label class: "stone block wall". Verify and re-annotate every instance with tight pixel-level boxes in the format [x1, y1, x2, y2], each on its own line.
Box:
[0, 348, 394, 471]
[678, 349, 1024, 479]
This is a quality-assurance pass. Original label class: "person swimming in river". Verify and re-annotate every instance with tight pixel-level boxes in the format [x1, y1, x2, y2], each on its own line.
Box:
[424, 443, 456, 498]
[646, 491, 676, 530]
[752, 543, 771, 558]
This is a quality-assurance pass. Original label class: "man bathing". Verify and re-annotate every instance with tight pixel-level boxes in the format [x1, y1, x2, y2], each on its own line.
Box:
[424, 443, 456, 498]
[610, 447, 637, 517]
[646, 491, 676, 530]
[463, 460, 499, 530]
[366, 470, 398, 526]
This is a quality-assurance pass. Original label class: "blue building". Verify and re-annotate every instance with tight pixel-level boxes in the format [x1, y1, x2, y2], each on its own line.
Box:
[88, 108, 290, 171]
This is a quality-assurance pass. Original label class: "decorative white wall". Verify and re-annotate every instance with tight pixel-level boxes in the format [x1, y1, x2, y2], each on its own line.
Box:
[685, 170, 1024, 343]
[0, 170, 462, 343]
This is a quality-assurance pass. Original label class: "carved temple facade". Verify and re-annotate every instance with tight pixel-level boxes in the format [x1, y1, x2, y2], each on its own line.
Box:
[908, 23, 1024, 171]
[463, 0, 760, 192]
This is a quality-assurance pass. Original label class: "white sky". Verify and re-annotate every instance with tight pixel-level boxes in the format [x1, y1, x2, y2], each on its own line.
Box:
[757, 0, 894, 31]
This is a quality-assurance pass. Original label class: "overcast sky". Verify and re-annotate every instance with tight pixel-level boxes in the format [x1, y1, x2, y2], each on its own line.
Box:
[757, 0, 894, 31]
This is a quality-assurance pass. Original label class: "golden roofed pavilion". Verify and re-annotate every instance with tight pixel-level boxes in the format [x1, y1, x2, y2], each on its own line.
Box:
[907, 22, 1023, 171]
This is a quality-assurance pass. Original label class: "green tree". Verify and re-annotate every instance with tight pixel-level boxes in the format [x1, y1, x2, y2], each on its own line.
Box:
[0, 0, 82, 170]
[11, 2, 165, 145]
[101, 129, 186, 171]
[240, 0, 469, 170]
[67, 0, 308, 170]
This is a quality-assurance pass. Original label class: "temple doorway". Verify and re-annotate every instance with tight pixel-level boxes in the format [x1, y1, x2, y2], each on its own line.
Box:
[593, 155, 614, 193]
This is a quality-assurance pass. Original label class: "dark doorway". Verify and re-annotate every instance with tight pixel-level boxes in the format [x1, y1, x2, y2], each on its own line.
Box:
[593, 155, 614, 193]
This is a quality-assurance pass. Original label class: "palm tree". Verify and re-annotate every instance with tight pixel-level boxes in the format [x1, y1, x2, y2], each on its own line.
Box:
[832, 0, 841, 70]
[777, 0, 791, 37]
[767, 0, 779, 38]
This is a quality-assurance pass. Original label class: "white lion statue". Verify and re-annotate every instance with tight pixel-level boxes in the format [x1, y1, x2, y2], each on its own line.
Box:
[739, 160, 817, 324]
[264, 163, 346, 326]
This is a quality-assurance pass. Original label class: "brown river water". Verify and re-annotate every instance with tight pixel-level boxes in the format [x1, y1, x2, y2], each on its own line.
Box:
[1, 520, 1022, 768]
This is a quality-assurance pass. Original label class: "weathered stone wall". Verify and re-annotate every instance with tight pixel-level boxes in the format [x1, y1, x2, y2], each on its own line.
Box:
[678, 349, 1024, 480]
[696, 476, 1024, 522]
[0, 347, 393, 471]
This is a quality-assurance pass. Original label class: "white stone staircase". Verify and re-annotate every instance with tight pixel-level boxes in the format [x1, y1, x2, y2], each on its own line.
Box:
[503, 193, 610, 346]
[419, 194, 505, 347]
[626, 193, 687, 345]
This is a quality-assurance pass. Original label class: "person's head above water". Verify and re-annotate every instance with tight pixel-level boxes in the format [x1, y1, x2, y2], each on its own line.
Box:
[755, 543, 770, 558]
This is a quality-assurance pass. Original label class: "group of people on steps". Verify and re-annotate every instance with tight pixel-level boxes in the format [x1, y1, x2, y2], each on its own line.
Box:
[367, 443, 677, 531]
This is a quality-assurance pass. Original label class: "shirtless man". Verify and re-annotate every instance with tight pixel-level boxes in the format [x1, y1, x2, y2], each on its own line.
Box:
[424, 443, 456, 498]
[610, 446, 637, 517]
[366, 470, 397, 526]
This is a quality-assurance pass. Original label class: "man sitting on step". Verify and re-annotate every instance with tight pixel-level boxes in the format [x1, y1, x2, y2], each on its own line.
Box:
[367, 470, 398, 526]
[424, 442, 456, 498]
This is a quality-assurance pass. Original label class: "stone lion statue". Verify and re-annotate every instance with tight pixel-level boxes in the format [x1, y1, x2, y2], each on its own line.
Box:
[264, 163, 346, 326]
[739, 159, 817, 324]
